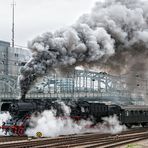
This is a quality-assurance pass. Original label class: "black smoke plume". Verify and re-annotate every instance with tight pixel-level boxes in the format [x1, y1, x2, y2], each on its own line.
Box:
[19, 0, 148, 99]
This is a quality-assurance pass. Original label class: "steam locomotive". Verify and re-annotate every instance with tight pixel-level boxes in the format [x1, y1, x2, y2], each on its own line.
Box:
[1, 99, 148, 136]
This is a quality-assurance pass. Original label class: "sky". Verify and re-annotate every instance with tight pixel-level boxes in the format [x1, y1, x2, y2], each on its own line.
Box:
[0, 0, 100, 47]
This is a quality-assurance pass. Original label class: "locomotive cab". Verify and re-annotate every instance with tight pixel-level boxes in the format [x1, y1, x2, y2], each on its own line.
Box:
[108, 104, 122, 116]
[89, 102, 108, 123]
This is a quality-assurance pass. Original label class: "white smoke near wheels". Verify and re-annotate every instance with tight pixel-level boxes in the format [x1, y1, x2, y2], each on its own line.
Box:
[26, 102, 125, 137]
[25, 110, 92, 137]
[25, 102, 92, 137]
[99, 115, 126, 134]
[26, 112, 125, 137]
[19, 0, 148, 98]
[0, 112, 11, 136]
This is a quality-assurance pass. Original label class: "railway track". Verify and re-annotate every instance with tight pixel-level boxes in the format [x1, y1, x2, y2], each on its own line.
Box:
[0, 136, 27, 143]
[0, 128, 148, 148]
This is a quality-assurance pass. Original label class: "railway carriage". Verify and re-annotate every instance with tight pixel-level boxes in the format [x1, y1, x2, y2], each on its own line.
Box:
[120, 105, 148, 128]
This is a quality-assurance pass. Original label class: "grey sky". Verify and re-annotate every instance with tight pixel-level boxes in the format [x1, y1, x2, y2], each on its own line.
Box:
[0, 0, 100, 47]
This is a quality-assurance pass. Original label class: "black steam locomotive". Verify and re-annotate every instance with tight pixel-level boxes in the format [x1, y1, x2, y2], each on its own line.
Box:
[1, 99, 148, 136]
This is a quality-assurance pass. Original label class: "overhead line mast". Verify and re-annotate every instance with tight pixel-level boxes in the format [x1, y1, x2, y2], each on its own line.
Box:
[11, 0, 15, 47]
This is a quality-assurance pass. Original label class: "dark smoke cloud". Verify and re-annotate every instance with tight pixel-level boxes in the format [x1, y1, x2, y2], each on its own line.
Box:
[19, 0, 148, 99]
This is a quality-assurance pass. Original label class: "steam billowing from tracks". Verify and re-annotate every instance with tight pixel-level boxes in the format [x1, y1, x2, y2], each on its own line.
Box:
[26, 102, 125, 137]
[0, 112, 11, 136]
[19, 0, 148, 98]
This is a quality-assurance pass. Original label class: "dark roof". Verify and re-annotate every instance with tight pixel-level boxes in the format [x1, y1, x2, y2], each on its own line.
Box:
[121, 105, 148, 111]
[0, 40, 10, 46]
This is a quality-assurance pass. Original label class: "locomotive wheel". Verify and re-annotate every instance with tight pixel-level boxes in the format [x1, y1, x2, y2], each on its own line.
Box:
[17, 127, 25, 136]
[125, 123, 132, 128]
[141, 123, 147, 127]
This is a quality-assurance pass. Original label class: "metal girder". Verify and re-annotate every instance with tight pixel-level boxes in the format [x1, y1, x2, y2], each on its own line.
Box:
[0, 74, 18, 93]
[0, 70, 146, 105]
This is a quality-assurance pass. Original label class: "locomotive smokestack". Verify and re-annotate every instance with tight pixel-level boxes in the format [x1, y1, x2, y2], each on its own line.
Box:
[19, 0, 148, 97]
[20, 94, 26, 100]
[19, 74, 36, 100]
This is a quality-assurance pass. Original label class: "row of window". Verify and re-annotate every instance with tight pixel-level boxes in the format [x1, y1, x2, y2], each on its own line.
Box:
[0, 61, 26, 66]
[0, 52, 30, 59]
[0, 69, 19, 74]
[125, 110, 148, 116]
[1, 52, 19, 57]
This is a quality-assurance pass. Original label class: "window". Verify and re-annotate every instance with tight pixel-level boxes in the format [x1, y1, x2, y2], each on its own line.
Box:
[14, 53, 19, 57]
[139, 110, 143, 114]
[143, 111, 146, 116]
[126, 111, 129, 116]
[2, 52, 5, 57]
[14, 62, 19, 66]
[3, 54, 6, 57]
[19, 62, 26, 66]
[130, 111, 133, 115]
[81, 107, 85, 112]
[135, 111, 138, 115]
[1, 61, 4, 64]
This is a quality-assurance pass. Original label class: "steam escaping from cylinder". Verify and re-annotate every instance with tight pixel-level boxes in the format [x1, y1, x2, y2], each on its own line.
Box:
[26, 103, 125, 137]
[0, 112, 11, 136]
[26, 101, 92, 137]
[19, 0, 148, 98]
[25, 109, 92, 137]
[100, 115, 126, 134]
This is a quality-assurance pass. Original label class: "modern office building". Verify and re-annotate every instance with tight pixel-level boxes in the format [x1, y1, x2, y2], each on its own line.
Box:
[0, 40, 31, 93]
[0, 40, 10, 75]
[0, 40, 31, 76]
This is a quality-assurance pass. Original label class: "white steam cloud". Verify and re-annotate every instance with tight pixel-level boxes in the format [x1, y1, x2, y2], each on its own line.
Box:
[26, 103, 125, 137]
[25, 110, 92, 137]
[26, 111, 125, 137]
[26, 102, 92, 137]
[0, 112, 11, 136]
[100, 115, 126, 134]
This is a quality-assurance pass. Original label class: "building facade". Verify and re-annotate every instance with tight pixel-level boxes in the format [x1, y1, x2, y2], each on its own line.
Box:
[0, 40, 10, 75]
[0, 40, 31, 93]
[0, 40, 31, 76]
